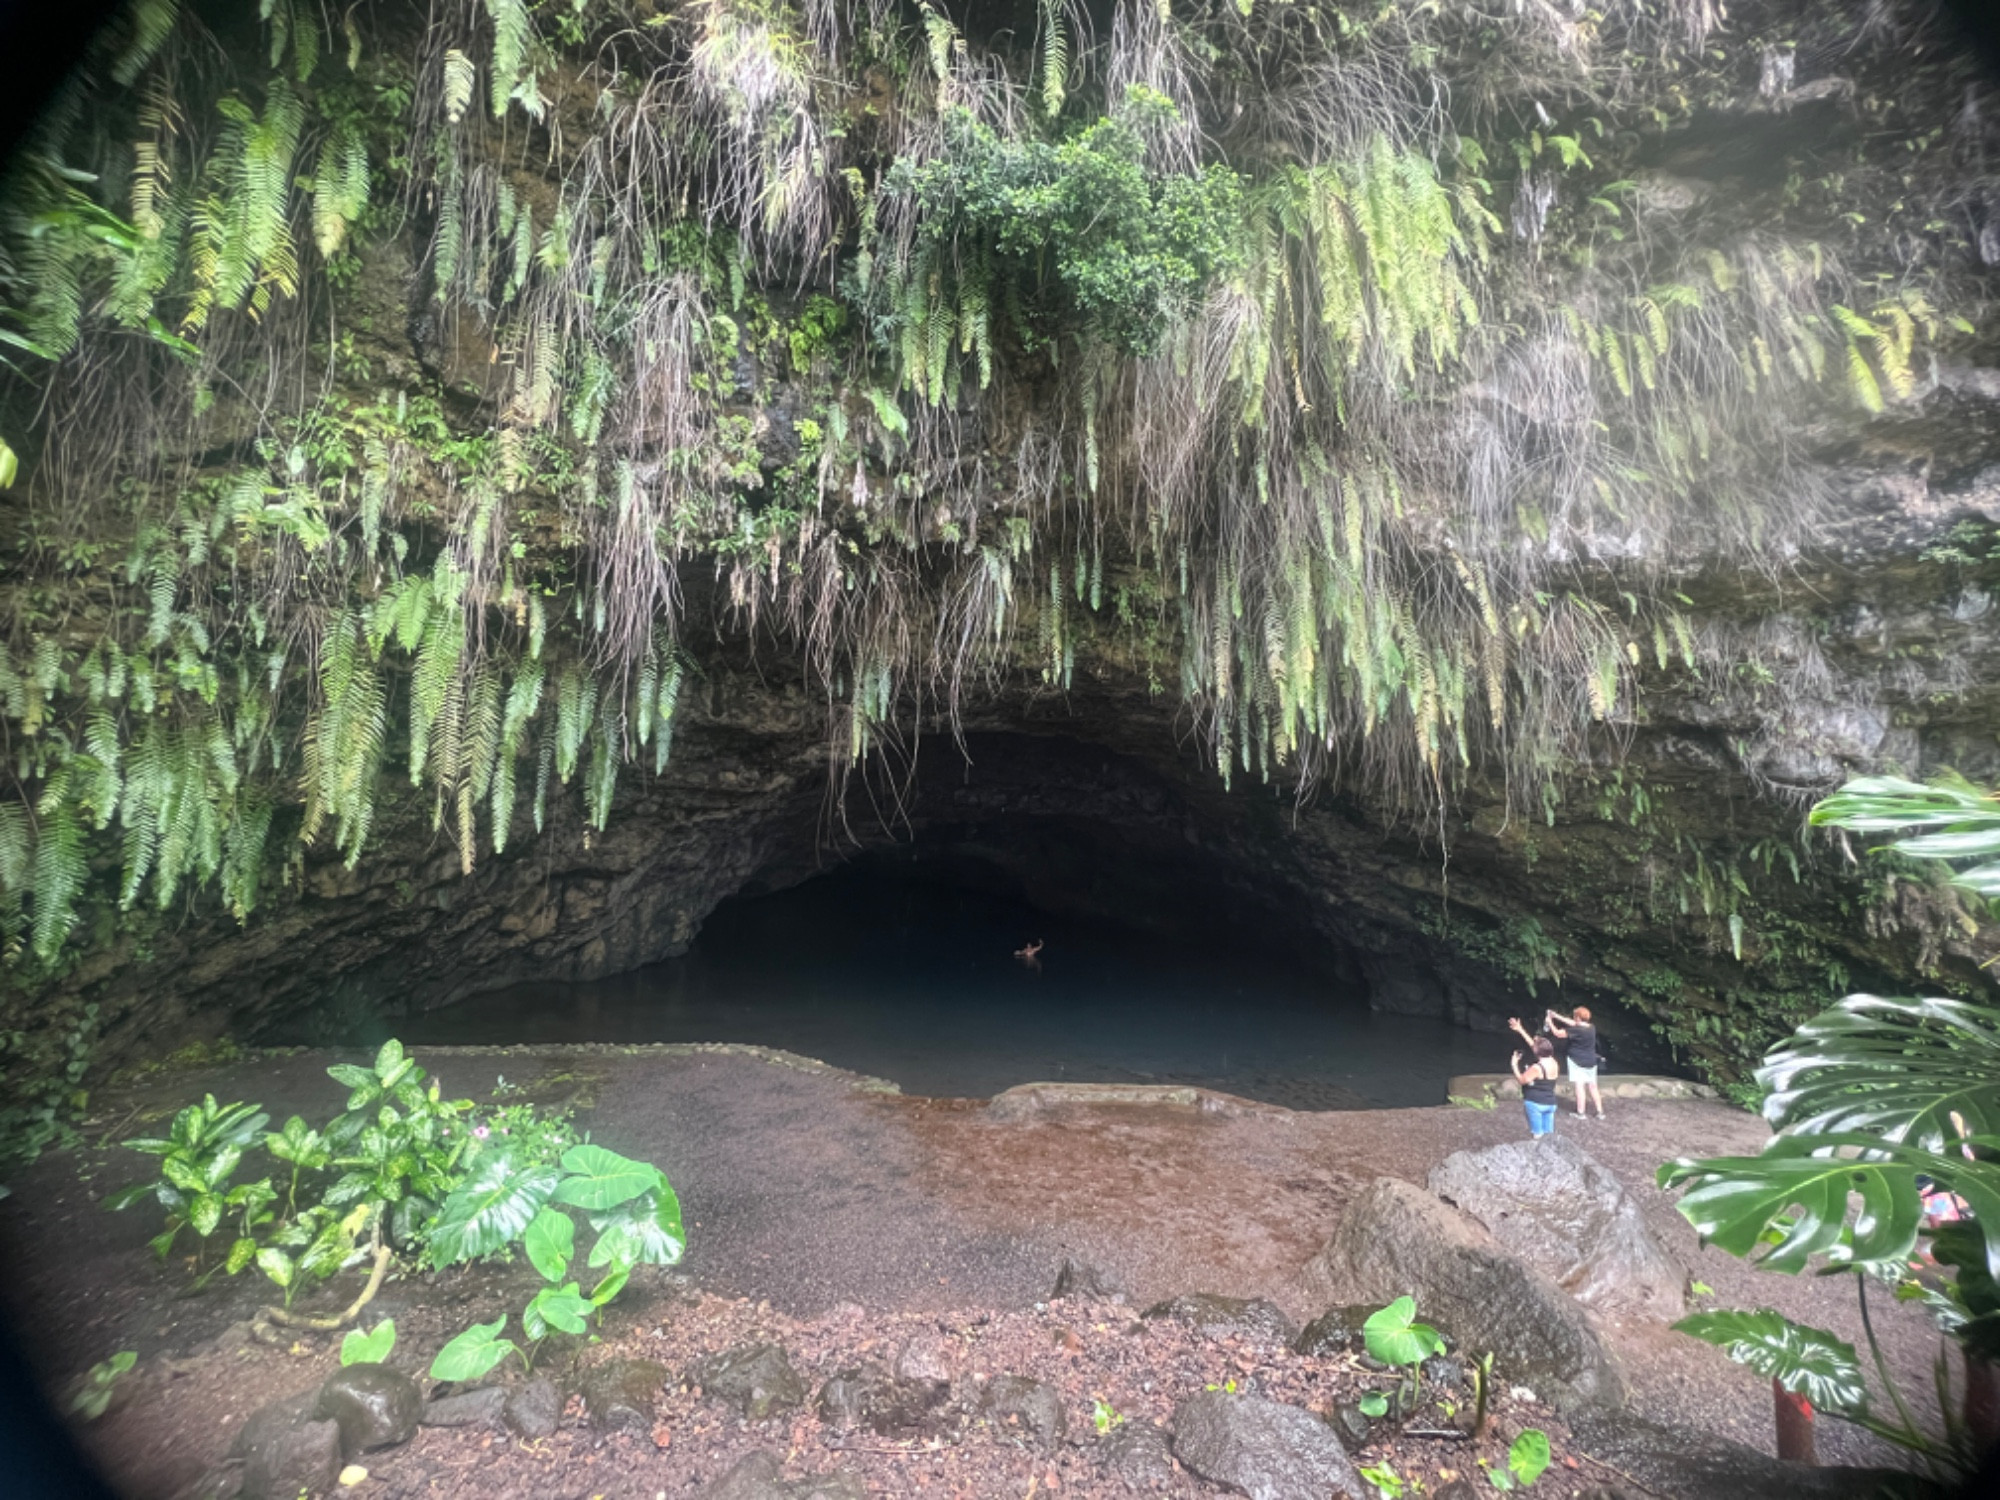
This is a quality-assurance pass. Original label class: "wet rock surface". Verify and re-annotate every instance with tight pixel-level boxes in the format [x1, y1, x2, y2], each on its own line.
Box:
[1095, 1421, 1176, 1487]
[311, 1364, 422, 1455]
[502, 1376, 561, 1439]
[1170, 1389, 1366, 1500]
[1565, 1406, 1945, 1500]
[418, 1385, 507, 1429]
[1053, 1256, 1129, 1300]
[694, 1342, 809, 1420]
[1428, 1136, 1687, 1318]
[979, 1373, 1068, 1451]
[1303, 1176, 1625, 1412]
[579, 1357, 667, 1431]
[1293, 1304, 1378, 1358]
[1142, 1293, 1300, 1347]
[814, 1365, 954, 1438]
[230, 1390, 343, 1500]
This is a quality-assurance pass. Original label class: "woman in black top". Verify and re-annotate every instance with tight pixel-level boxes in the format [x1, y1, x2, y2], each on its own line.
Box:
[1545, 1007, 1604, 1120]
[1512, 1036, 1560, 1138]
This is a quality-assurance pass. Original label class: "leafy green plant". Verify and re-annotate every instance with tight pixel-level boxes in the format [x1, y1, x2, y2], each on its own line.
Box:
[256, 1202, 368, 1310]
[340, 1318, 397, 1366]
[67, 1351, 136, 1421]
[1658, 990, 2000, 1471]
[1363, 1295, 1445, 1414]
[1358, 1390, 1390, 1418]
[427, 1142, 683, 1380]
[265, 1115, 330, 1220]
[107, 1095, 271, 1275]
[1358, 1460, 1405, 1498]
[1480, 1429, 1551, 1490]
[1091, 1398, 1123, 1434]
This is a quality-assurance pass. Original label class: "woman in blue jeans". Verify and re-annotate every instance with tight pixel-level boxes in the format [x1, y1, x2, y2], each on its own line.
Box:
[1512, 1036, 1560, 1138]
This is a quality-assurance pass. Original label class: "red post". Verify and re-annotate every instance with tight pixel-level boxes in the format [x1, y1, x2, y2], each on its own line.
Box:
[1774, 1378, 1816, 1464]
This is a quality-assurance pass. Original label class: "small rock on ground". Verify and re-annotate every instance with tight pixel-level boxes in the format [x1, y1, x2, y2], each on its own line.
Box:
[694, 1342, 809, 1420]
[1170, 1389, 1366, 1500]
[816, 1366, 953, 1439]
[1053, 1257, 1129, 1300]
[419, 1386, 507, 1429]
[231, 1390, 343, 1500]
[313, 1365, 422, 1456]
[503, 1376, 560, 1439]
[579, 1358, 667, 1432]
[703, 1451, 867, 1500]
[1293, 1304, 1378, 1358]
[979, 1373, 1067, 1451]
[1142, 1293, 1300, 1347]
[1096, 1422, 1176, 1488]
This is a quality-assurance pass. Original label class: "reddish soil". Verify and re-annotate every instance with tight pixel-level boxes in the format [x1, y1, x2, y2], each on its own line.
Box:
[0, 1043, 1955, 1497]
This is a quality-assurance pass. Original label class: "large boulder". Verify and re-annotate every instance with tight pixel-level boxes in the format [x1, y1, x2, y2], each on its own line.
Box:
[1169, 1390, 1365, 1500]
[1301, 1177, 1625, 1413]
[1427, 1136, 1686, 1318]
[1565, 1407, 1946, 1500]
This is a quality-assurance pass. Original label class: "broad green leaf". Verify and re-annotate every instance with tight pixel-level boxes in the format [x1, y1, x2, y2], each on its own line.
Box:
[1358, 1391, 1389, 1418]
[553, 1144, 657, 1210]
[1756, 995, 2000, 1153]
[256, 1246, 295, 1289]
[429, 1316, 517, 1382]
[226, 1236, 258, 1275]
[426, 1153, 560, 1265]
[1674, 1309, 1869, 1415]
[104, 1181, 159, 1211]
[1362, 1296, 1444, 1368]
[589, 1264, 630, 1307]
[524, 1207, 575, 1283]
[1658, 1134, 1928, 1273]
[340, 1319, 397, 1367]
[327, 1064, 376, 1092]
[588, 1178, 686, 1268]
[1508, 1428, 1551, 1486]
[188, 1192, 224, 1238]
[523, 1283, 592, 1339]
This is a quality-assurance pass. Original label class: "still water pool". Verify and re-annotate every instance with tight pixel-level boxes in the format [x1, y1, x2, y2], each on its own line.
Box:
[394, 866, 1574, 1110]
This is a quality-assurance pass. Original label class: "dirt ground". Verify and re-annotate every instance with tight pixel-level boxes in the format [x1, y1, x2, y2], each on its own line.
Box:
[0, 1043, 1958, 1496]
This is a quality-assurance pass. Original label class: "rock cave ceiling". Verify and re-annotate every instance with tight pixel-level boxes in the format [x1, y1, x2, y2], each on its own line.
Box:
[1, 0, 1998, 1087]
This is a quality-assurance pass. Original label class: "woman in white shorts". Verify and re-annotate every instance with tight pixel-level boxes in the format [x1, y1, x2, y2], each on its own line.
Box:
[1545, 1006, 1604, 1120]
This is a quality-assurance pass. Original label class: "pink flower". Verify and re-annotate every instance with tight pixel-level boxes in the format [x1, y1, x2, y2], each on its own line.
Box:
[472, 1125, 490, 1140]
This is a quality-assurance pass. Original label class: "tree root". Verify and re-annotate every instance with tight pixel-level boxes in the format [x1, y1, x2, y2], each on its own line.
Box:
[254, 1244, 393, 1337]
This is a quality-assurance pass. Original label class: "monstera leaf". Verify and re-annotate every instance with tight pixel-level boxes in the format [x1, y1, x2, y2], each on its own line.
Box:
[1811, 773, 2000, 897]
[1674, 1309, 1870, 1416]
[1756, 994, 2000, 1150]
[1658, 1134, 1934, 1273]
[426, 1152, 560, 1265]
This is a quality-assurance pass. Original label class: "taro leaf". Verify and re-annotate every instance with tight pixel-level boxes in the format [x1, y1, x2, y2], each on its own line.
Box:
[1362, 1296, 1445, 1368]
[340, 1318, 397, 1367]
[524, 1207, 575, 1283]
[256, 1246, 295, 1289]
[429, 1316, 517, 1382]
[426, 1153, 560, 1265]
[587, 1176, 686, 1268]
[589, 1263, 630, 1307]
[1508, 1428, 1552, 1486]
[1673, 1309, 1869, 1416]
[1657, 1135, 1929, 1273]
[1756, 995, 2000, 1152]
[523, 1283, 592, 1340]
[1358, 1391, 1389, 1418]
[552, 1144, 657, 1211]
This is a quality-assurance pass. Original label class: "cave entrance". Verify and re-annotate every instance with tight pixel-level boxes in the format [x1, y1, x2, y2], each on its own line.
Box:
[395, 838, 1509, 1111]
